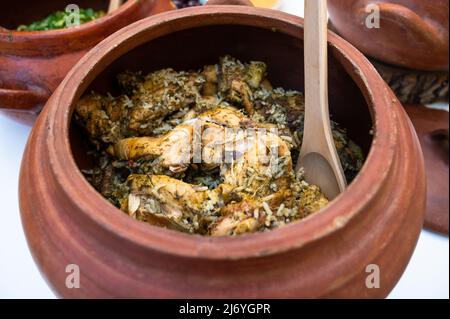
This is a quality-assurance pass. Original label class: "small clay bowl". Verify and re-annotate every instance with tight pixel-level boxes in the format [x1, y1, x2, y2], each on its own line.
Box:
[19, 2, 426, 298]
[0, 0, 174, 125]
[328, 0, 449, 72]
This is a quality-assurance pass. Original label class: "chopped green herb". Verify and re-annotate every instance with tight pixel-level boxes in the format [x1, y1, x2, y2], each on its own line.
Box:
[17, 8, 105, 31]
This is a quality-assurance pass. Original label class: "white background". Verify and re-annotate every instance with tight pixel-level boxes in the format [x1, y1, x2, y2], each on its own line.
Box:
[0, 0, 448, 299]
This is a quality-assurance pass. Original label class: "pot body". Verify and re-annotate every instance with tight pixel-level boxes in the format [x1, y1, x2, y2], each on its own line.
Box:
[328, 0, 449, 71]
[19, 6, 426, 298]
[0, 0, 174, 124]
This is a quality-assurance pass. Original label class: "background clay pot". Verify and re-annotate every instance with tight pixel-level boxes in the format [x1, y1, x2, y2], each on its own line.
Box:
[328, 0, 449, 71]
[405, 105, 449, 235]
[19, 3, 426, 298]
[0, 0, 174, 124]
[328, 0, 449, 235]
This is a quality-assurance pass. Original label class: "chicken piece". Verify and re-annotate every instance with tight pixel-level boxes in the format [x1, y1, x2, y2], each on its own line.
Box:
[76, 93, 103, 119]
[218, 56, 267, 115]
[197, 106, 248, 128]
[245, 61, 267, 89]
[133, 174, 223, 213]
[75, 94, 113, 144]
[126, 173, 273, 236]
[209, 187, 293, 236]
[75, 57, 269, 145]
[75, 68, 206, 145]
[209, 183, 327, 235]
[124, 174, 228, 233]
[108, 123, 195, 173]
[219, 131, 293, 196]
[253, 88, 305, 131]
[210, 213, 260, 236]
[298, 184, 329, 218]
[202, 65, 219, 96]
[109, 107, 293, 193]
[219, 198, 260, 216]
[128, 69, 205, 133]
[107, 107, 254, 171]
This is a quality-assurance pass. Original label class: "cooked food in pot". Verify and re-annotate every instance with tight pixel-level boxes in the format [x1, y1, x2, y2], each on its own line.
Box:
[75, 56, 364, 236]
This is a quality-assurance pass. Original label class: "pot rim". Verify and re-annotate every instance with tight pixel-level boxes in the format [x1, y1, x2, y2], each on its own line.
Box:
[44, 6, 397, 260]
[0, 0, 153, 55]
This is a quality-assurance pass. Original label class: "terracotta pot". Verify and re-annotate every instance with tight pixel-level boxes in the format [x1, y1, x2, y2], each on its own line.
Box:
[405, 105, 449, 235]
[328, 0, 449, 71]
[19, 2, 426, 298]
[0, 0, 174, 125]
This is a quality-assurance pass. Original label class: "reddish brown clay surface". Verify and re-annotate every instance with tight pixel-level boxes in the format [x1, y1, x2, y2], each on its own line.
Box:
[328, 0, 449, 71]
[405, 105, 449, 235]
[0, 0, 174, 125]
[19, 4, 426, 298]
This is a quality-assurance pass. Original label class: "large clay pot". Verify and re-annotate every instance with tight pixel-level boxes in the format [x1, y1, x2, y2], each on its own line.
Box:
[0, 0, 174, 124]
[19, 1, 426, 298]
[328, 0, 449, 71]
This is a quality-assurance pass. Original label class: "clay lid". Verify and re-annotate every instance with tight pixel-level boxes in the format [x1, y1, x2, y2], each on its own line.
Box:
[328, 0, 449, 71]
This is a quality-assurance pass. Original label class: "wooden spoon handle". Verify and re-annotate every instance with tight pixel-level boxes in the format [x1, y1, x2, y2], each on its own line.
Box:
[299, 0, 347, 198]
[108, 0, 123, 13]
[303, 0, 330, 144]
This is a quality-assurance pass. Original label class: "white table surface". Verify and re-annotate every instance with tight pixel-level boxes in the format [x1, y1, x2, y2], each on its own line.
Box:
[0, 0, 448, 299]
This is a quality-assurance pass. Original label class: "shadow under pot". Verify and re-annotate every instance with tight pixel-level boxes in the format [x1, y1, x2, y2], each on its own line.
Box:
[19, 5, 426, 298]
[0, 0, 174, 125]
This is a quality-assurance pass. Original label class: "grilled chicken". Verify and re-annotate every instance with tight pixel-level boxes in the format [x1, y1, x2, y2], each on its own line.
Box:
[108, 107, 293, 190]
[75, 68, 205, 145]
[217, 56, 267, 115]
[111, 107, 317, 235]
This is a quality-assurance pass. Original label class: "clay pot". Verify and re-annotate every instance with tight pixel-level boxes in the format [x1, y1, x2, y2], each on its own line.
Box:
[0, 0, 174, 124]
[328, 0, 449, 71]
[19, 2, 426, 298]
[405, 105, 449, 235]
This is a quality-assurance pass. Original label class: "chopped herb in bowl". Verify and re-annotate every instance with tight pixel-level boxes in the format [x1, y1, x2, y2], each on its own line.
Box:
[17, 8, 105, 31]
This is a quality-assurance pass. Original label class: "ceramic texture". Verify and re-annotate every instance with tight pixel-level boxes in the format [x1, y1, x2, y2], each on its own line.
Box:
[405, 105, 449, 235]
[328, 0, 449, 71]
[0, 0, 174, 124]
[19, 4, 426, 298]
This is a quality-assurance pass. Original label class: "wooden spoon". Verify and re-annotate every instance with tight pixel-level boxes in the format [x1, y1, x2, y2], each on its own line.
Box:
[108, 0, 123, 13]
[296, 0, 347, 199]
